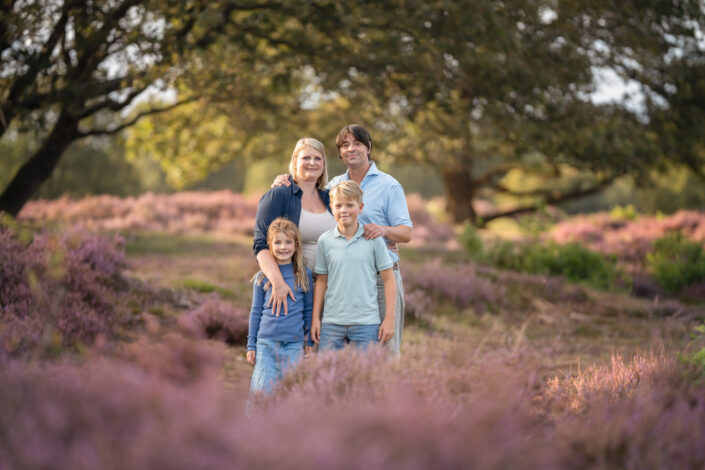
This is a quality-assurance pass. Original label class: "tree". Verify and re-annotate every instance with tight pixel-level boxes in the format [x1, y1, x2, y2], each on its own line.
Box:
[309, 0, 705, 223]
[15, 0, 701, 225]
[0, 0, 356, 216]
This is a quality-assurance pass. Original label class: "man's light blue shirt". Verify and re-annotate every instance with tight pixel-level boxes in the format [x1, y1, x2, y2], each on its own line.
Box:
[327, 162, 412, 262]
[315, 223, 393, 325]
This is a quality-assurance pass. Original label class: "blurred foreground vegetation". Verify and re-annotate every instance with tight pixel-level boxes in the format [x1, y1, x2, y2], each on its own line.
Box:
[3, 195, 705, 468]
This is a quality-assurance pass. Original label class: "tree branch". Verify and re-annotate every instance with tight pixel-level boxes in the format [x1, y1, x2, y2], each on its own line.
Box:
[478, 176, 616, 225]
[75, 84, 148, 120]
[1, 1, 76, 136]
[474, 163, 519, 186]
[76, 97, 197, 137]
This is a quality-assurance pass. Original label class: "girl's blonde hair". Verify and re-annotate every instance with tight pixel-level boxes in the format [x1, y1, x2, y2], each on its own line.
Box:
[253, 218, 310, 292]
[289, 137, 328, 190]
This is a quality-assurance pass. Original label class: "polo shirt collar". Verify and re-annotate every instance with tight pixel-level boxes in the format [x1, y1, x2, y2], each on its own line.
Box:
[342, 161, 381, 183]
[333, 223, 364, 240]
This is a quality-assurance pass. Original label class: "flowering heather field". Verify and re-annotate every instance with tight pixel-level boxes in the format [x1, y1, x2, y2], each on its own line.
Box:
[3, 196, 705, 469]
[548, 210, 705, 263]
[2, 340, 705, 469]
[19, 191, 455, 246]
[0, 226, 138, 356]
[18, 191, 261, 236]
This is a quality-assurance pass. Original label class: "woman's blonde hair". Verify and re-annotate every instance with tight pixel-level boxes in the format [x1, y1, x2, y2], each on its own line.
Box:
[289, 137, 328, 190]
[253, 218, 310, 292]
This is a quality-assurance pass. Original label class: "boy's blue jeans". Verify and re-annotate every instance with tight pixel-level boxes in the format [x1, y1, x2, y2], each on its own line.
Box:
[250, 338, 304, 395]
[319, 323, 379, 351]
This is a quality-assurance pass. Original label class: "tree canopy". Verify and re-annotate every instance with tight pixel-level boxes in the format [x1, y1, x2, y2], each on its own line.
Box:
[2, 0, 704, 222]
[0, 0, 354, 215]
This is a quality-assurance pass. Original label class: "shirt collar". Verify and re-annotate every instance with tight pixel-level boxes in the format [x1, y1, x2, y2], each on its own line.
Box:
[333, 223, 364, 240]
[342, 161, 381, 183]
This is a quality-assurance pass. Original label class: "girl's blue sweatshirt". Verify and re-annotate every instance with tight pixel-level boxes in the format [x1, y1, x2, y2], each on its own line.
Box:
[247, 263, 313, 351]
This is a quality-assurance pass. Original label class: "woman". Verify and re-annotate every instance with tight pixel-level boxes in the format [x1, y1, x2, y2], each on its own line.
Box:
[253, 137, 336, 315]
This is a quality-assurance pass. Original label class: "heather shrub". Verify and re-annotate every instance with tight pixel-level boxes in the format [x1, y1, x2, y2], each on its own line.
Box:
[177, 296, 249, 346]
[19, 192, 454, 246]
[18, 191, 260, 236]
[404, 259, 507, 313]
[647, 232, 705, 294]
[119, 333, 225, 383]
[1, 338, 704, 470]
[549, 210, 705, 265]
[403, 289, 435, 324]
[0, 344, 549, 470]
[0, 226, 133, 356]
[630, 274, 662, 299]
[490, 269, 590, 304]
[544, 352, 705, 469]
[681, 281, 705, 301]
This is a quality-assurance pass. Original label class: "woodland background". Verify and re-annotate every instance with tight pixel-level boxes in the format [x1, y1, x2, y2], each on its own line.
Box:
[3, 1, 705, 469]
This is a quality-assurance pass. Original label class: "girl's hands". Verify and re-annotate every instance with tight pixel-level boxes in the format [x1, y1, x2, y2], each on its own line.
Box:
[246, 350, 256, 365]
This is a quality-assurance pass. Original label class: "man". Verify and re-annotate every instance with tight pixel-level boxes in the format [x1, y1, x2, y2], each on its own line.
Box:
[328, 124, 412, 355]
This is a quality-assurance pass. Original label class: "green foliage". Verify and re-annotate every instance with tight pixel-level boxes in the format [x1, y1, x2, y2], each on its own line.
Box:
[647, 233, 705, 294]
[515, 205, 560, 237]
[37, 137, 145, 199]
[476, 240, 619, 290]
[182, 279, 235, 299]
[1, 129, 171, 199]
[459, 222, 484, 257]
[680, 324, 705, 382]
[565, 167, 705, 215]
[609, 204, 638, 221]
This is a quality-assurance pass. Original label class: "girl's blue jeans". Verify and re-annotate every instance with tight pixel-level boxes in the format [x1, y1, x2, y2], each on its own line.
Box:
[249, 338, 304, 395]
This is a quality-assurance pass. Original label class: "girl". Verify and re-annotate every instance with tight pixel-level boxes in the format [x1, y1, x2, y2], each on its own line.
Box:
[247, 218, 313, 395]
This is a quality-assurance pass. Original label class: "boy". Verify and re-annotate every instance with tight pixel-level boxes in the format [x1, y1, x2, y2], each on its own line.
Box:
[311, 180, 397, 350]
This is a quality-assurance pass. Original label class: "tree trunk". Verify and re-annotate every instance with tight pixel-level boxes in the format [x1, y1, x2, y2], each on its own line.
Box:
[440, 164, 477, 224]
[0, 109, 78, 217]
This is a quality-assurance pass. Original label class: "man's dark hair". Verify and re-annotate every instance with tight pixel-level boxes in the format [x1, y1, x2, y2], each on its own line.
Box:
[335, 124, 372, 158]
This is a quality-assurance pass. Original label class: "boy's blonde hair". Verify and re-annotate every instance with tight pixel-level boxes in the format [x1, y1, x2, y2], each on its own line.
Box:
[253, 218, 310, 292]
[330, 180, 363, 205]
[289, 137, 328, 190]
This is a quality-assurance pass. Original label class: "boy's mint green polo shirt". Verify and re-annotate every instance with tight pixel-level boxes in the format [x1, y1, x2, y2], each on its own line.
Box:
[315, 223, 393, 325]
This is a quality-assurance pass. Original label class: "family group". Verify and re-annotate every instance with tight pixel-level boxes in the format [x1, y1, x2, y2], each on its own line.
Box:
[246, 124, 413, 395]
